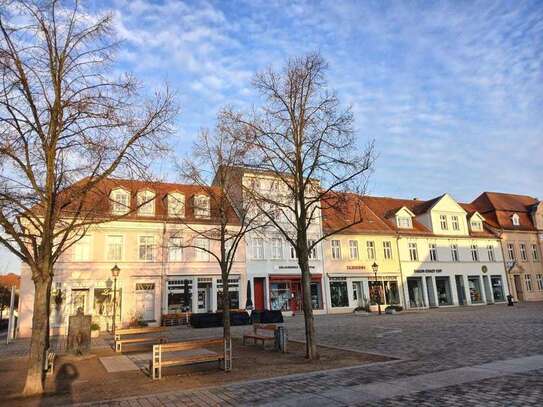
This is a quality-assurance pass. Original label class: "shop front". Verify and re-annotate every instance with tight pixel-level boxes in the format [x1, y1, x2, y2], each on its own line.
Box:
[268, 274, 323, 313]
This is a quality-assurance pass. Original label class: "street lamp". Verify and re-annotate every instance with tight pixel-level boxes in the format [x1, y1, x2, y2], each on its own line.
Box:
[111, 264, 121, 335]
[372, 262, 382, 315]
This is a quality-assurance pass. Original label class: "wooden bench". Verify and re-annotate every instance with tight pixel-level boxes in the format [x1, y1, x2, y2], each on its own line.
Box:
[243, 324, 277, 348]
[150, 338, 232, 380]
[114, 327, 167, 353]
[44, 349, 56, 376]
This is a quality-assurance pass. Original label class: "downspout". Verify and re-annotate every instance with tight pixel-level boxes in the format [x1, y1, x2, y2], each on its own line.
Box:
[496, 227, 515, 299]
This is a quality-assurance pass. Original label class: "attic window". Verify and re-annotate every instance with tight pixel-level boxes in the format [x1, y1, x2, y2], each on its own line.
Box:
[511, 213, 520, 226]
[111, 188, 130, 215]
[471, 220, 483, 231]
[168, 192, 185, 217]
[397, 216, 412, 229]
[194, 194, 210, 219]
[137, 190, 155, 216]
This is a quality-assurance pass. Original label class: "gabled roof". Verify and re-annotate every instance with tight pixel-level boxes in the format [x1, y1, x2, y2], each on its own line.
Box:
[472, 192, 539, 231]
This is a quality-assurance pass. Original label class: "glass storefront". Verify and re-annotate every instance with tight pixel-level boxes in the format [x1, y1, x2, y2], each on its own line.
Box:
[93, 287, 121, 330]
[167, 279, 193, 313]
[217, 278, 240, 310]
[368, 280, 400, 305]
[490, 275, 505, 302]
[270, 277, 323, 311]
[330, 278, 349, 307]
[435, 277, 453, 306]
[407, 277, 425, 308]
[468, 276, 483, 303]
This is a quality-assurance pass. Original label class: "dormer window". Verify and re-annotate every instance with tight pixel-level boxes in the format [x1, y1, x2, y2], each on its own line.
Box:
[397, 217, 412, 229]
[471, 220, 483, 231]
[194, 194, 210, 219]
[168, 192, 185, 218]
[511, 213, 520, 226]
[111, 188, 130, 215]
[137, 190, 155, 216]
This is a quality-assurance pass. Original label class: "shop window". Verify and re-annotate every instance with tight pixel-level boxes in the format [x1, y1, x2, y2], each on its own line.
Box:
[490, 276, 505, 301]
[407, 278, 425, 307]
[71, 289, 89, 315]
[435, 277, 453, 305]
[167, 279, 192, 312]
[468, 276, 483, 303]
[330, 278, 349, 307]
[310, 282, 323, 309]
[270, 282, 291, 311]
[217, 278, 240, 309]
[93, 287, 121, 330]
[384, 281, 400, 305]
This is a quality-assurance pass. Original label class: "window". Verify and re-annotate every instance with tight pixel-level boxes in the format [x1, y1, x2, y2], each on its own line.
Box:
[271, 238, 282, 259]
[471, 220, 483, 231]
[168, 237, 183, 262]
[532, 244, 540, 262]
[349, 240, 359, 260]
[451, 216, 460, 231]
[397, 217, 412, 229]
[524, 274, 533, 291]
[491, 276, 505, 301]
[73, 235, 92, 261]
[217, 278, 240, 309]
[429, 243, 438, 262]
[252, 238, 264, 259]
[331, 240, 341, 260]
[111, 189, 130, 215]
[487, 245, 495, 262]
[329, 278, 349, 308]
[168, 193, 185, 217]
[194, 195, 210, 219]
[470, 244, 479, 262]
[511, 213, 520, 226]
[408, 242, 418, 261]
[137, 190, 155, 216]
[440, 215, 448, 230]
[106, 235, 123, 261]
[520, 243, 528, 261]
[308, 239, 318, 260]
[290, 244, 297, 260]
[139, 236, 155, 261]
[450, 243, 459, 262]
[383, 241, 393, 260]
[536, 274, 543, 291]
[507, 243, 516, 261]
[194, 238, 210, 261]
[366, 241, 376, 260]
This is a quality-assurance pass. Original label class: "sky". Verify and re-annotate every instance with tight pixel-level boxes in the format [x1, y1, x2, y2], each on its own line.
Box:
[1, 0, 542, 273]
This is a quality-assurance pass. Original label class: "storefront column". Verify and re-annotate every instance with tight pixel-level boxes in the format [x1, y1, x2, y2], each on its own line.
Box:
[462, 275, 472, 305]
[451, 277, 460, 306]
[191, 277, 198, 313]
[430, 276, 439, 307]
[479, 276, 487, 304]
[211, 278, 217, 313]
[421, 276, 429, 308]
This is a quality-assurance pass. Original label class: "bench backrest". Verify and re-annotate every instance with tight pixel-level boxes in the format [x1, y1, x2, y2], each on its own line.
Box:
[254, 324, 276, 334]
[116, 326, 166, 336]
[158, 338, 223, 353]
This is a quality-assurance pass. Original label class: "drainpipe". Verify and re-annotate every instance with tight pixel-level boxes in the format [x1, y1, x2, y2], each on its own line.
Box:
[496, 228, 515, 300]
[395, 234, 408, 308]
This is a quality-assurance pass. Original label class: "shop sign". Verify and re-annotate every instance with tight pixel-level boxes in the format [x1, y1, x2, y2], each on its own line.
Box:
[275, 265, 316, 270]
[414, 269, 442, 274]
[346, 265, 366, 270]
[481, 265, 488, 273]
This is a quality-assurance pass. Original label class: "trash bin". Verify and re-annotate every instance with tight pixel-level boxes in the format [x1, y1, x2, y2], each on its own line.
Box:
[275, 326, 288, 353]
[507, 294, 514, 306]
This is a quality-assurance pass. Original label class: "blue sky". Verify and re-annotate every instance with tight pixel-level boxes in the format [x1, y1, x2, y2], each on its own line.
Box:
[1, 0, 542, 273]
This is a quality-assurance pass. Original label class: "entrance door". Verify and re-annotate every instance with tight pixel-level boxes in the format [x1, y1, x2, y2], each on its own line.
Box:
[135, 283, 155, 321]
[71, 289, 89, 315]
[352, 281, 365, 308]
[290, 282, 302, 312]
[455, 275, 466, 305]
[254, 278, 265, 310]
[513, 275, 524, 301]
[198, 283, 212, 312]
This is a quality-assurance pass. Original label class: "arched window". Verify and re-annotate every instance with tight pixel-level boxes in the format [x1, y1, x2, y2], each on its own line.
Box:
[511, 213, 520, 226]
[111, 188, 130, 215]
[194, 194, 210, 219]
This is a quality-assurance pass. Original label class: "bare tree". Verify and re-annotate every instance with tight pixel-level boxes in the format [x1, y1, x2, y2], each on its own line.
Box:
[0, 1, 176, 395]
[223, 53, 373, 360]
[174, 117, 264, 360]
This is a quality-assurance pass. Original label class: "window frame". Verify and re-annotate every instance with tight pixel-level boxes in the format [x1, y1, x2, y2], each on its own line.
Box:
[519, 243, 528, 261]
[73, 234, 92, 262]
[167, 192, 185, 218]
[106, 235, 124, 261]
[439, 215, 448, 230]
[408, 242, 418, 261]
[450, 243, 459, 262]
[383, 241, 393, 260]
[194, 238, 210, 261]
[348, 240, 359, 260]
[366, 241, 376, 260]
[331, 240, 341, 260]
[429, 243, 438, 262]
[470, 244, 479, 262]
[137, 190, 155, 216]
[138, 235, 155, 262]
[111, 188, 130, 215]
[451, 215, 460, 231]
[194, 194, 211, 219]
[168, 236, 183, 262]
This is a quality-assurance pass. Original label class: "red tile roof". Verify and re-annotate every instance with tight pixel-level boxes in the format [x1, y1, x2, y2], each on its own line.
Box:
[472, 192, 539, 231]
[0, 273, 20, 289]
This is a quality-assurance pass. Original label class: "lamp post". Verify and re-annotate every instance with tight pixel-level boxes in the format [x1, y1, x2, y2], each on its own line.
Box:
[372, 262, 381, 315]
[111, 264, 121, 335]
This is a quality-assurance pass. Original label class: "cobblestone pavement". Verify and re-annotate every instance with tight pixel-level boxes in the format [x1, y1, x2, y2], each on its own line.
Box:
[6, 302, 543, 406]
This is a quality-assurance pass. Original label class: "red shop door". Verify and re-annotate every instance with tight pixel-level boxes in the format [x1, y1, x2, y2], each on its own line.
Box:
[254, 278, 265, 311]
[290, 282, 302, 312]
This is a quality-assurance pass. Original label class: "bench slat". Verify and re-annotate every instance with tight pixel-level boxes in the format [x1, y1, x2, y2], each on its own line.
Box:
[160, 353, 223, 367]
[117, 336, 166, 344]
[116, 327, 166, 335]
[158, 339, 223, 352]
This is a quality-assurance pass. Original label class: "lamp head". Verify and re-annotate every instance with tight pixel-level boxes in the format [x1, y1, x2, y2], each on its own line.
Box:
[371, 262, 379, 273]
[111, 264, 121, 278]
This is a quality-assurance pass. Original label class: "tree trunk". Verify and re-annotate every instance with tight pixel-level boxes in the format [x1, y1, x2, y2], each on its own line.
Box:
[298, 255, 319, 360]
[221, 267, 231, 371]
[23, 274, 52, 396]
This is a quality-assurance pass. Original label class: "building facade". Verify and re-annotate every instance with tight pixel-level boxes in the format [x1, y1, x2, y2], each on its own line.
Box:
[472, 192, 543, 302]
[18, 179, 246, 337]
